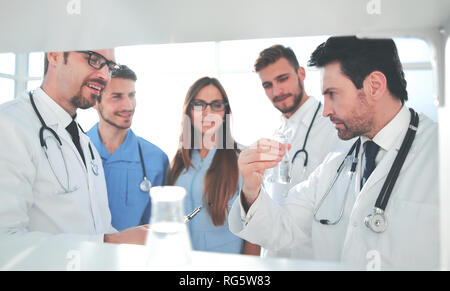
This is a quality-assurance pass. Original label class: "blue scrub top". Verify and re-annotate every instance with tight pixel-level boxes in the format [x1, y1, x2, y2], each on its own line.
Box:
[175, 148, 243, 254]
[87, 124, 169, 231]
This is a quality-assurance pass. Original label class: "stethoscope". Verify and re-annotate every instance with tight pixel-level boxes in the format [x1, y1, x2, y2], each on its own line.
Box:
[29, 92, 99, 194]
[313, 108, 419, 233]
[137, 141, 152, 192]
[291, 102, 322, 169]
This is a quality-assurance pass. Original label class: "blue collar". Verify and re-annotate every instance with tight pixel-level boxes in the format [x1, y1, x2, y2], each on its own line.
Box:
[191, 148, 217, 165]
[88, 123, 141, 163]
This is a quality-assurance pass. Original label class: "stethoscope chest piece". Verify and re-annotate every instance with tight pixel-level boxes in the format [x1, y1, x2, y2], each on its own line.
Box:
[364, 208, 387, 233]
[140, 177, 152, 193]
[91, 161, 99, 176]
[88, 144, 99, 176]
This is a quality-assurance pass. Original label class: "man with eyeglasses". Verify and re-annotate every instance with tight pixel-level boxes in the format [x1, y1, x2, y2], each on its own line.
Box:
[0, 50, 149, 246]
[87, 65, 169, 231]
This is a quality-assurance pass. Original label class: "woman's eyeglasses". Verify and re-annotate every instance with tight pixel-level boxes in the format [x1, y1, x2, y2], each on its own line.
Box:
[190, 100, 228, 112]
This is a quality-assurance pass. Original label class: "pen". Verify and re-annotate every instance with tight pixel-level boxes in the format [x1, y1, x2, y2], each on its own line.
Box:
[184, 206, 202, 223]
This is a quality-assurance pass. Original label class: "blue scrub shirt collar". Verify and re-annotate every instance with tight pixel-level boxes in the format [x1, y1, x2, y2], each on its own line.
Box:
[90, 123, 141, 163]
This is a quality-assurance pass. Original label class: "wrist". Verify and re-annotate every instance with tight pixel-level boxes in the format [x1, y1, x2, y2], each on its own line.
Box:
[104, 233, 118, 243]
[241, 185, 261, 212]
[242, 184, 261, 200]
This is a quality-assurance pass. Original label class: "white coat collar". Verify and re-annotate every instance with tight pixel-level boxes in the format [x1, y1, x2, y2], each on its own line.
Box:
[32, 87, 75, 129]
[280, 96, 318, 130]
[358, 105, 413, 193]
[360, 105, 410, 152]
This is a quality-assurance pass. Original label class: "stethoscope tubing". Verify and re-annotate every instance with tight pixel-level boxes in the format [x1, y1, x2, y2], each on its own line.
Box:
[313, 108, 419, 233]
[137, 141, 151, 192]
[291, 102, 322, 167]
[313, 138, 361, 225]
[29, 91, 97, 193]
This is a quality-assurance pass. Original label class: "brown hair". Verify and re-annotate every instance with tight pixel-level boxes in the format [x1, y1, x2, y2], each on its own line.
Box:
[168, 77, 240, 226]
[254, 44, 300, 72]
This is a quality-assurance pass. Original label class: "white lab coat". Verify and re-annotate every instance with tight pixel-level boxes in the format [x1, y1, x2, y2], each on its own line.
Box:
[229, 106, 439, 269]
[262, 96, 352, 257]
[0, 88, 116, 243]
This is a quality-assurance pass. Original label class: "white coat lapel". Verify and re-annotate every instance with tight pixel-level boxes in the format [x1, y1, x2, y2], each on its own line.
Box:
[360, 147, 396, 193]
[359, 142, 417, 196]
[54, 123, 87, 172]
[31, 89, 86, 170]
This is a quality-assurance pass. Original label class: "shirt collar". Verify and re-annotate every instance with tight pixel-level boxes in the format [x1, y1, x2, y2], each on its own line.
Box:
[32, 87, 74, 129]
[280, 96, 318, 129]
[91, 124, 140, 162]
[120, 129, 140, 162]
[191, 148, 217, 164]
[360, 105, 411, 152]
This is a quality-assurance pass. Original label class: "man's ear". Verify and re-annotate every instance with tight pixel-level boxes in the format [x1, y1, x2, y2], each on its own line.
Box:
[46, 52, 65, 70]
[363, 71, 387, 100]
[296, 66, 306, 81]
[46, 52, 64, 65]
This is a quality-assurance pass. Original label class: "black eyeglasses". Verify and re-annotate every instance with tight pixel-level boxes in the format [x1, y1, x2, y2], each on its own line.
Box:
[77, 51, 120, 74]
[190, 100, 228, 112]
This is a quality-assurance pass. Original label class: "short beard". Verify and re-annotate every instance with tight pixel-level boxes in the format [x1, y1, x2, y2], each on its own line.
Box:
[71, 92, 96, 110]
[275, 78, 304, 115]
[333, 91, 372, 140]
[98, 104, 131, 130]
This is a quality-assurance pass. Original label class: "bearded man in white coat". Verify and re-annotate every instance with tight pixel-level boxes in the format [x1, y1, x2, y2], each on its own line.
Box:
[0, 50, 148, 245]
[229, 36, 439, 270]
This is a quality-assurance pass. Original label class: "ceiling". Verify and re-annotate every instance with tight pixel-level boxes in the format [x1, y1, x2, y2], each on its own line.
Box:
[0, 0, 449, 53]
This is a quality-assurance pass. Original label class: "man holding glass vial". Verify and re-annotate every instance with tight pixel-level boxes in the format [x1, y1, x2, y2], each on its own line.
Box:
[229, 36, 439, 269]
[253, 45, 350, 258]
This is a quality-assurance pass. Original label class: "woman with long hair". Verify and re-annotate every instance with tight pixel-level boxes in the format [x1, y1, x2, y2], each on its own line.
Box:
[168, 76, 260, 255]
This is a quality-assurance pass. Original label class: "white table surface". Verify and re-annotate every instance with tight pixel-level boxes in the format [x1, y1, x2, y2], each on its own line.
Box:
[0, 236, 358, 271]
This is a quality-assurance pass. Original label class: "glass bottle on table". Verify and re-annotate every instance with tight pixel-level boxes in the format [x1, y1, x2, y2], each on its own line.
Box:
[145, 186, 192, 270]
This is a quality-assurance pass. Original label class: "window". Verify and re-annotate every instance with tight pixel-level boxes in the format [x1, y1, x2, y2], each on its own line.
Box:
[0, 78, 14, 104]
[0, 53, 16, 104]
[10, 36, 437, 160]
[27, 52, 44, 91]
[394, 38, 437, 121]
[0, 53, 15, 75]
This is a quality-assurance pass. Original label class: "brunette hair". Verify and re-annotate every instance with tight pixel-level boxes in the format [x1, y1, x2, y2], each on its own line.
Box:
[254, 44, 300, 72]
[168, 77, 240, 226]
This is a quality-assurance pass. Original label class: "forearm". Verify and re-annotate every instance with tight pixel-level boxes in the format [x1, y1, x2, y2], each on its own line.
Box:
[230, 188, 311, 253]
[243, 241, 261, 256]
[240, 186, 261, 213]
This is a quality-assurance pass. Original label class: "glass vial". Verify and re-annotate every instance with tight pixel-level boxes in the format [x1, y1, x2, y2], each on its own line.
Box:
[145, 186, 192, 270]
[276, 134, 291, 184]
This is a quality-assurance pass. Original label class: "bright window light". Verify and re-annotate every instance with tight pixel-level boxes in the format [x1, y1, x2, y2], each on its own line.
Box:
[28, 52, 44, 78]
[393, 37, 432, 63]
[21, 36, 435, 161]
[0, 53, 15, 75]
[0, 78, 14, 105]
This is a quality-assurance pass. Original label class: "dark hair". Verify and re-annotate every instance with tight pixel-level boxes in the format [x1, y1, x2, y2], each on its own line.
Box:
[43, 52, 69, 75]
[254, 44, 300, 72]
[111, 64, 137, 81]
[96, 65, 136, 103]
[308, 36, 408, 103]
[168, 77, 240, 226]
